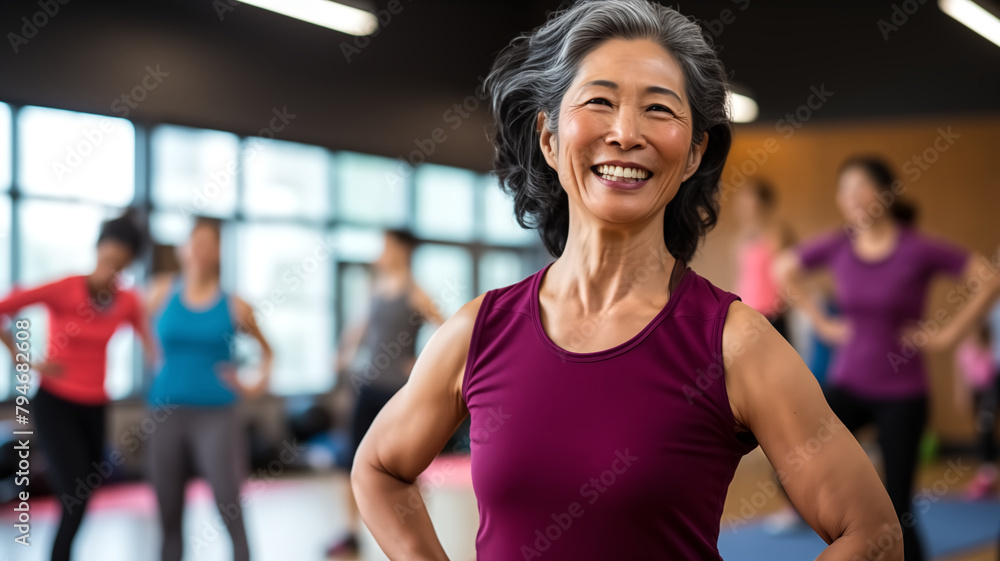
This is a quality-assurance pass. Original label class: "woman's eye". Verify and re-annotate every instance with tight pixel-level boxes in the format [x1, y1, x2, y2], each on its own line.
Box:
[648, 104, 674, 114]
[585, 98, 612, 107]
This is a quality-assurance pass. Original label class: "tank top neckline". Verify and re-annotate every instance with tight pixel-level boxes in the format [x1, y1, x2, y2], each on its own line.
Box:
[530, 260, 693, 363]
[173, 277, 224, 313]
[847, 225, 909, 267]
[373, 275, 413, 303]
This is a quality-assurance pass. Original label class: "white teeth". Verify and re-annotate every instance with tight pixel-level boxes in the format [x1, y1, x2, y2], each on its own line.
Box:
[595, 165, 649, 180]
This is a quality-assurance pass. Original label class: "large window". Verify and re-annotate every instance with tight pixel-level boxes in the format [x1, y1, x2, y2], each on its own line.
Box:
[18, 106, 134, 205]
[236, 224, 333, 395]
[413, 244, 474, 318]
[243, 138, 330, 220]
[151, 125, 239, 217]
[482, 174, 536, 245]
[414, 164, 476, 241]
[336, 152, 408, 226]
[0, 101, 541, 402]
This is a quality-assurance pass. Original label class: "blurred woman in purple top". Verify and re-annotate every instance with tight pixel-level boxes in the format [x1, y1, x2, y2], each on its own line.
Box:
[778, 155, 1000, 561]
[352, 1, 901, 559]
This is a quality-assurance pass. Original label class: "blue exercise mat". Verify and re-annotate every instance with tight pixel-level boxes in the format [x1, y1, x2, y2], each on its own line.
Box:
[718, 499, 1000, 559]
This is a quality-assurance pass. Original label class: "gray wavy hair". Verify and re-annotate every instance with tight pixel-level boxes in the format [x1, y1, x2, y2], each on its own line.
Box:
[485, 0, 733, 263]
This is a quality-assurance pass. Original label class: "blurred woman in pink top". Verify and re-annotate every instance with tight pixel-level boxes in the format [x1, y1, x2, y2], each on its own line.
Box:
[733, 179, 795, 338]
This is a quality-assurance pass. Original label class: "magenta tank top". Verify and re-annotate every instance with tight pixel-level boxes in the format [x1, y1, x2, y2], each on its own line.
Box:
[462, 262, 758, 560]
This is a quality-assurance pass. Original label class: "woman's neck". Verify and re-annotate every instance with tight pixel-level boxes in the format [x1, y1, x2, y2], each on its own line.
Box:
[553, 219, 675, 312]
[183, 269, 219, 290]
[854, 217, 899, 242]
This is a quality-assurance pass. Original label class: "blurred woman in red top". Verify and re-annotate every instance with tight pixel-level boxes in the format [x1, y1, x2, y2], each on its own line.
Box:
[0, 211, 155, 561]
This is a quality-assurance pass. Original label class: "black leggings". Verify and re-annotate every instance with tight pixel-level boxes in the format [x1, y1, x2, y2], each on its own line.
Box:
[972, 371, 1000, 463]
[33, 387, 106, 561]
[348, 385, 398, 469]
[824, 386, 927, 561]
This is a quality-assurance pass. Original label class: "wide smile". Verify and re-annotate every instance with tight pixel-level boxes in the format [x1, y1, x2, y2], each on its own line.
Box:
[591, 164, 652, 190]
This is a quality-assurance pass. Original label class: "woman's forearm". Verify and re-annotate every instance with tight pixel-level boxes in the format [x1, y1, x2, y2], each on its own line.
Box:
[352, 462, 450, 561]
[776, 256, 836, 332]
[817, 530, 903, 561]
[935, 262, 1000, 348]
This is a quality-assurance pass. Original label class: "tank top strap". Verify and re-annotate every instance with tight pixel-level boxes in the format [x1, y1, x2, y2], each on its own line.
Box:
[169, 274, 182, 294]
[155, 274, 184, 315]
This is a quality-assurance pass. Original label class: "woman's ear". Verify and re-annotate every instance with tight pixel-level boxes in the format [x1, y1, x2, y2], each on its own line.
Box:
[537, 111, 558, 171]
[682, 132, 709, 182]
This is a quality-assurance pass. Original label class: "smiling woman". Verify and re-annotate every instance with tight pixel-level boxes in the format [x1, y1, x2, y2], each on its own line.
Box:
[351, 1, 903, 560]
[487, 6, 731, 262]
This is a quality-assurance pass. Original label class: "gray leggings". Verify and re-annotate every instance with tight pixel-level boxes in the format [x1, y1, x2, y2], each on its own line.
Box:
[147, 406, 250, 561]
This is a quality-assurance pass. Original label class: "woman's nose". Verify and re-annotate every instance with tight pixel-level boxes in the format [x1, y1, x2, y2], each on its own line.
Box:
[605, 108, 647, 151]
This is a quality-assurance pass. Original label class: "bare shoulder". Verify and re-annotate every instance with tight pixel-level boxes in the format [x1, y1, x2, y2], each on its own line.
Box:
[149, 272, 176, 294]
[229, 294, 252, 314]
[721, 300, 796, 428]
[411, 292, 489, 398]
[721, 300, 776, 355]
[145, 273, 177, 311]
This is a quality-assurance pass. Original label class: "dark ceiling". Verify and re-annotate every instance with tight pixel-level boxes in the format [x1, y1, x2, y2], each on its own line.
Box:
[1, 0, 998, 171]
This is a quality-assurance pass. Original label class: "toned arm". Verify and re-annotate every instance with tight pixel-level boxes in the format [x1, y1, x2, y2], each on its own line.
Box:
[724, 301, 903, 560]
[351, 293, 483, 560]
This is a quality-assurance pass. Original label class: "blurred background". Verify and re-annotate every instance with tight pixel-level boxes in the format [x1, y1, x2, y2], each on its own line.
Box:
[0, 0, 998, 560]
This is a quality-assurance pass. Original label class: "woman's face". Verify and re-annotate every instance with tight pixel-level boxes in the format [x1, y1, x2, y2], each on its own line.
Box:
[181, 224, 220, 273]
[375, 234, 407, 271]
[836, 166, 880, 227]
[539, 38, 707, 227]
[93, 240, 134, 287]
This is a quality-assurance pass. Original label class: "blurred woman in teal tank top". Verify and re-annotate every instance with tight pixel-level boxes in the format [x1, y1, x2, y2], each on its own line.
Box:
[144, 217, 273, 561]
